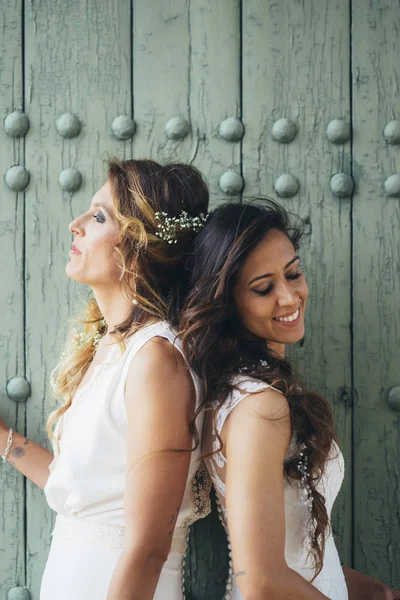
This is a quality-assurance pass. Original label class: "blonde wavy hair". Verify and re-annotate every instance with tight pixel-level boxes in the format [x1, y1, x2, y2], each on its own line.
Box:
[46, 158, 209, 446]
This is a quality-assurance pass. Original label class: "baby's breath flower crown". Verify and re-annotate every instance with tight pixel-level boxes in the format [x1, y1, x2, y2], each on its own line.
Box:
[154, 210, 209, 244]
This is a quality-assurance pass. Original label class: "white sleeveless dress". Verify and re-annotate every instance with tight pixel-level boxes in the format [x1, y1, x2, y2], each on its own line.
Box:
[203, 375, 349, 600]
[40, 321, 211, 600]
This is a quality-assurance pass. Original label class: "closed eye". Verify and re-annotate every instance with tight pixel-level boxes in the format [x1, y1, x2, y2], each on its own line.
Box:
[93, 211, 105, 223]
[286, 272, 302, 281]
[254, 272, 302, 296]
[254, 284, 274, 296]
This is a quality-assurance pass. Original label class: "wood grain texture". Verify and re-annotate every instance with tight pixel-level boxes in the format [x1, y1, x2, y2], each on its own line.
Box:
[188, 0, 242, 203]
[23, 0, 131, 596]
[185, 489, 229, 599]
[132, 0, 192, 161]
[241, 0, 353, 563]
[184, 2, 242, 595]
[0, 1, 26, 595]
[352, 0, 400, 587]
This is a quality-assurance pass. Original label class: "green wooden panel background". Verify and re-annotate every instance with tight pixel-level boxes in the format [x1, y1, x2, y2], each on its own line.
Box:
[0, 1, 399, 597]
[352, 1, 400, 587]
[0, 0, 26, 594]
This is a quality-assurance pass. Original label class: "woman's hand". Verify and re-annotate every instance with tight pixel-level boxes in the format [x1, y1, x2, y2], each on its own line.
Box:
[0, 421, 54, 490]
[343, 565, 400, 599]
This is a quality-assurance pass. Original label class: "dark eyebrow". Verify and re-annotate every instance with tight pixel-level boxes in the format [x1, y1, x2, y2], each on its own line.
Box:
[248, 256, 300, 286]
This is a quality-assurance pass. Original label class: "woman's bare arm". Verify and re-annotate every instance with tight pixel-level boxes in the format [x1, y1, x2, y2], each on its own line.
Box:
[106, 338, 196, 600]
[343, 565, 400, 600]
[223, 388, 331, 600]
[0, 420, 53, 490]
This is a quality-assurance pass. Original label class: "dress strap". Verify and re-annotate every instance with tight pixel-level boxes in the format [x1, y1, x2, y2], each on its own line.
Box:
[118, 322, 202, 409]
[215, 375, 282, 435]
[119, 321, 181, 382]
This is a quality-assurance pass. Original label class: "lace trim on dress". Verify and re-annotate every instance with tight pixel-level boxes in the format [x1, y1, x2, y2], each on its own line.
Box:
[52, 515, 126, 550]
[171, 459, 212, 555]
[214, 376, 275, 435]
[208, 456, 226, 497]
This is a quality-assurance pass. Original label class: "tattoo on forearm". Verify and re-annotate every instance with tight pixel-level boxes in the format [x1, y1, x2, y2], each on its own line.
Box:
[11, 447, 25, 459]
[235, 570, 246, 577]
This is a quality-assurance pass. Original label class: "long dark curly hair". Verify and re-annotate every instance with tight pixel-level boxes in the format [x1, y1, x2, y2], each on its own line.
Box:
[178, 200, 338, 578]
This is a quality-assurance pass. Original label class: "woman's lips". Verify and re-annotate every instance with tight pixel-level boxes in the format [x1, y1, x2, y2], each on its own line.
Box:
[273, 307, 301, 326]
[70, 244, 81, 255]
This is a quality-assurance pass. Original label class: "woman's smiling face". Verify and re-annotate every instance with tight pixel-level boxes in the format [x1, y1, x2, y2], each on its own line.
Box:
[66, 182, 122, 286]
[233, 228, 308, 345]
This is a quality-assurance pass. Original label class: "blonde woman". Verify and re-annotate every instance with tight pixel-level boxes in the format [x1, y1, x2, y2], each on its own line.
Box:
[0, 159, 210, 600]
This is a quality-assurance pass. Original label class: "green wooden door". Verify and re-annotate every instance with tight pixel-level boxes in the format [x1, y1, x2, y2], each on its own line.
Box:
[1, 1, 399, 598]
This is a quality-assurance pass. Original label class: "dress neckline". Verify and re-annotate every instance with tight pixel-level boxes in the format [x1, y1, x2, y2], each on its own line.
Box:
[72, 320, 170, 406]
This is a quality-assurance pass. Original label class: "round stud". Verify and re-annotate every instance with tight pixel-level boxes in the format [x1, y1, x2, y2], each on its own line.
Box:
[218, 117, 245, 142]
[330, 173, 354, 198]
[219, 171, 244, 195]
[383, 120, 400, 145]
[58, 168, 82, 193]
[274, 174, 300, 197]
[7, 586, 31, 600]
[56, 113, 82, 138]
[164, 117, 190, 140]
[6, 377, 31, 402]
[271, 118, 298, 143]
[4, 166, 30, 192]
[326, 119, 351, 144]
[384, 174, 400, 197]
[111, 115, 136, 140]
[388, 387, 400, 411]
[3, 111, 30, 138]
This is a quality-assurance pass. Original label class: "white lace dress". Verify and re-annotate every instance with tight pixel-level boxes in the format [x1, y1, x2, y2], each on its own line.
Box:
[203, 375, 349, 600]
[40, 321, 210, 600]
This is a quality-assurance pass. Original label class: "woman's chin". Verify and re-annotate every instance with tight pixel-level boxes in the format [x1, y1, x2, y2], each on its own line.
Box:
[65, 263, 85, 283]
[268, 327, 305, 347]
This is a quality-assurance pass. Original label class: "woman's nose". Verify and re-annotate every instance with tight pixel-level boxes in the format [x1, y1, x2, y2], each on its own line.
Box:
[69, 215, 83, 235]
[276, 281, 297, 306]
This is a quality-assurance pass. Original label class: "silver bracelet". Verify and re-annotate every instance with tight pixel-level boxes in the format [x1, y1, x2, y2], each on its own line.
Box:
[1, 428, 14, 463]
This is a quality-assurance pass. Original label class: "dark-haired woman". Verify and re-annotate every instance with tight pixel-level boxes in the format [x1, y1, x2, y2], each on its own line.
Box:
[180, 201, 399, 600]
[0, 159, 211, 600]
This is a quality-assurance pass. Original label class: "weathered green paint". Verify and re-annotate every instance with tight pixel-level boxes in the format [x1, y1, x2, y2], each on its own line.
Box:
[352, 0, 400, 588]
[23, 0, 132, 595]
[132, 0, 192, 162]
[241, 0, 353, 565]
[1, 1, 399, 597]
[0, 0, 26, 593]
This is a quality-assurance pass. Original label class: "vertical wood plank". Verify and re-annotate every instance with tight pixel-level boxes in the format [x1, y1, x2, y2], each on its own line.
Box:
[132, 0, 192, 161]
[184, 3, 242, 596]
[189, 0, 242, 202]
[242, 0, 353, 563]
[0, 1, 26, 595]
[352, 1, 400, 587]
[24, 0, 131, 596]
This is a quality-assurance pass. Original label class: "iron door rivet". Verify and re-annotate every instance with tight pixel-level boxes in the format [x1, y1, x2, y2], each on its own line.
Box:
[219, 171, 244, 195]
[4, 111, 30, 138]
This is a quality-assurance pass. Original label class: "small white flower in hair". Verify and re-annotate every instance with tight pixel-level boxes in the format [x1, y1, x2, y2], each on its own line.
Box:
[154, 210, 209, 244]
